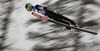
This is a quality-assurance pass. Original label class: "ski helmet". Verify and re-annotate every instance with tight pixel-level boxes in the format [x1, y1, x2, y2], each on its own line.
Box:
[25, 3, 34, 10]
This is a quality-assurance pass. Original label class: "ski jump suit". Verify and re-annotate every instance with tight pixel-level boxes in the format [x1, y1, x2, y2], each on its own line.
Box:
[33, 5, 77, 29]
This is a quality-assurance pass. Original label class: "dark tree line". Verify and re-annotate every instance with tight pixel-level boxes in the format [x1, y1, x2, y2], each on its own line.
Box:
[0, 0, 14, 51]
[25, 0, 99, 51]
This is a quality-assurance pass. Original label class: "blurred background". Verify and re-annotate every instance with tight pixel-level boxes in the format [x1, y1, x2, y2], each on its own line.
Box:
[0, 0, 100, 51]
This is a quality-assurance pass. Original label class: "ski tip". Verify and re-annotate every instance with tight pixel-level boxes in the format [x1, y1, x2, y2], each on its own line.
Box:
[92, 32, 98, 35]
[95, 33, 98, 35]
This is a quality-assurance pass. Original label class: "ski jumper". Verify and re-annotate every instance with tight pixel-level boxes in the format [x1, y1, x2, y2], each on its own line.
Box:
[33, 5, 77, 29]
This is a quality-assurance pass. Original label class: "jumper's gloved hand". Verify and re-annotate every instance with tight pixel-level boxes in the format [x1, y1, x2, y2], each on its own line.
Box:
[43, 7, 47, 10]
[35, 5, 40, 10]
[35, 5, 47, 10]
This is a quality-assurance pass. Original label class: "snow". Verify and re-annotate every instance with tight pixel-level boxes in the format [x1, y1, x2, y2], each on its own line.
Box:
[6, 0, 48, 51]
[6, 0, 63, 51]
[84, 4, 100, 21]
[1, 0, 100, 51]
[24, 0, 47, 6]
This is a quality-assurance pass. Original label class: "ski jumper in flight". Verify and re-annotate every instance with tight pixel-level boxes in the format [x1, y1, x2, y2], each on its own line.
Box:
[25, 3, 77, 30]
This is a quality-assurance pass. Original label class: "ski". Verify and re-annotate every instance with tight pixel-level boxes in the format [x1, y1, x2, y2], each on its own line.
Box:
[31, 12, 98, 35]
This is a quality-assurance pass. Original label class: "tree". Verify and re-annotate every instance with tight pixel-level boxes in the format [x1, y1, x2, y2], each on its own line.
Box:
[26, 0, 99, 51]
[0, 0, 14, 51]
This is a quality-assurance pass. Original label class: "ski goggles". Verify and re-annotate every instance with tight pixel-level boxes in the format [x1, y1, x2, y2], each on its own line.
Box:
[27, 4, 33, 10]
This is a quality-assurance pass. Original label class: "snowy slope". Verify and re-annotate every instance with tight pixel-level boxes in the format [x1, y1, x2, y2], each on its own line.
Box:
[2, 0, 100, 51]
[6, 0, 48, 51]
[6, 0, 61, 51]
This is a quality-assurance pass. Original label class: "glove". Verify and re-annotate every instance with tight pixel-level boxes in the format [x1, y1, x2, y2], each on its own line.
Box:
[43, 7, 47, 10]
